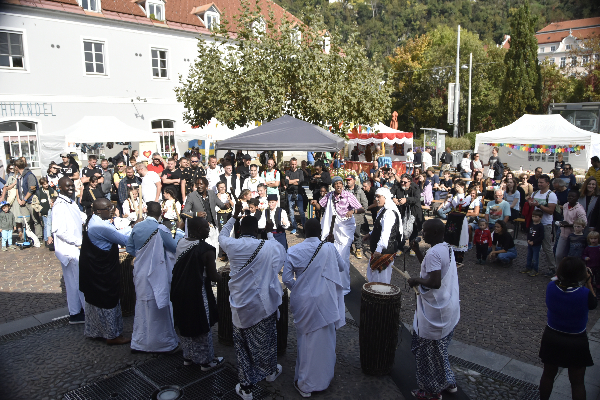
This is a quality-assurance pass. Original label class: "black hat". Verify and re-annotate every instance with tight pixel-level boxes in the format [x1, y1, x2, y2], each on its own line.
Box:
[243, 154, 252, 160]
[267, 194, 278, 202]
[592, 156, 600, 162]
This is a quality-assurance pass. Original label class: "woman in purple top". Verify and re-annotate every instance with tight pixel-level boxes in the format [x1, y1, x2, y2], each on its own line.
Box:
[539, 257, 597, 400]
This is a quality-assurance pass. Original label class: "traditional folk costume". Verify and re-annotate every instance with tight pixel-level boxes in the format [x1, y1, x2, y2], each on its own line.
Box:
[241, 175, 265, 198]
[126, 217, 184, 352]
[171, 239, 219, 365]
[440, 194, 472, 264]
[367, 188, 403, 284]
[80, 215, 129, 339]
[218, 218, 286, 395]
[51, 194, 86, 317]
[412, 242, 460, 398]
[319, 184, 364, 295]
[263, 194, 290, 250]
[283, 237, 346, 395]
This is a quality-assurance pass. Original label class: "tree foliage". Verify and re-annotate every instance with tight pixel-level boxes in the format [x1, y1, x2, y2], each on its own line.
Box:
[174, 0, 391, 136]
[499, 1, 542, 124]
[388, 26, 506, 136]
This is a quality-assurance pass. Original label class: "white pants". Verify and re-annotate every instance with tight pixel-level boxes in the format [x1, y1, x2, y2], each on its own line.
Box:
[61, 258, 86, 315]
[295, 323, 336, 393]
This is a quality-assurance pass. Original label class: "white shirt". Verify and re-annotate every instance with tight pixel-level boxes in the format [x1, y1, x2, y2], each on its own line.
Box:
[422, 151, 433, 170]
[51, 195, 85, 264]
[123, 197, 146, 221]
[460, 158, 472, 173]
[405, 151, 414, 164]
[258, 196, 268, 210]
[242, 175, 265, 198]
[263, 207, 290, 230]
[533, 189, 558, 225]
[141, 171, 162, 203]
[221, 174, 241, 198]
[205, 166, 224, 191]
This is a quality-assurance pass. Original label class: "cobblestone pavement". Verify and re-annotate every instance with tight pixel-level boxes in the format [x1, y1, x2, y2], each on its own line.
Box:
[0, 245, 66, 324]
[0, 310, 403, 399]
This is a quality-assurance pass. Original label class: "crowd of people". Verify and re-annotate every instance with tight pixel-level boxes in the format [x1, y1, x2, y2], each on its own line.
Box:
[0, 146, 598, 400]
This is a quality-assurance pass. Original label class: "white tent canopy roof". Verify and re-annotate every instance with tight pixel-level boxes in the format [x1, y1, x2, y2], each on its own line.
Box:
[50, 116, 159, 143]
[474, 114, 599, 148]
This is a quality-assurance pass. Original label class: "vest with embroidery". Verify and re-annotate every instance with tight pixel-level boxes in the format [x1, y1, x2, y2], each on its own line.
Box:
[265, 208, 284, 232]
[370, 209, 399, 254]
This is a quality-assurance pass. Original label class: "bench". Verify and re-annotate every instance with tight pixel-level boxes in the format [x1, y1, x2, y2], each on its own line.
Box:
[512, 218, 526, 239]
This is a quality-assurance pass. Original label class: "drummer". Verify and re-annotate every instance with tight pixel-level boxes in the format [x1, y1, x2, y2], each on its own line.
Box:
[363, 187, 403, 284]
[79, 198, 131, 345]
[408, 219, 460, 399]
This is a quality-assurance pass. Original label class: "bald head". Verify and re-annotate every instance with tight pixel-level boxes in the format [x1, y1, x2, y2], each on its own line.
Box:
[58, 177, 75, 197]
[304, 218, 322, 239]
[92, 198, 111, 211]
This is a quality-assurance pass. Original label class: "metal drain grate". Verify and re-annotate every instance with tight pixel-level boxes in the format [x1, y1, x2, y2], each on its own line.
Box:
[449, 355, 540, 400]
[0, 316, 69, 342]
[64, 353, 272, 400]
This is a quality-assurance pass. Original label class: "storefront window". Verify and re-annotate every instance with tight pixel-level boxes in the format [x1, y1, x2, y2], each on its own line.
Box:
[2, 120, 39, 168]
[152, 119, 175, 158]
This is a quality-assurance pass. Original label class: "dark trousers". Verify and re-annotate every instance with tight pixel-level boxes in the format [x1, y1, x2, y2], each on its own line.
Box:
[353, 218, 364, 250]
[476, 243, 489, 260]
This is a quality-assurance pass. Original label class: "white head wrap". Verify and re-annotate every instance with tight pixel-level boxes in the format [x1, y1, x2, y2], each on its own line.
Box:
[375, 187, 403, 221]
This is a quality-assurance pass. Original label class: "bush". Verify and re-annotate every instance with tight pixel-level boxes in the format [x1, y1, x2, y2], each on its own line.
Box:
[445, 137, 471, 151]
[463, 131, 480, 150]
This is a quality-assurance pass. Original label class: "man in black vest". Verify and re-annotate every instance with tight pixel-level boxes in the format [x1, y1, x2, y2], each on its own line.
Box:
[79, 198, 131, 345]
[220, 162, 240, 200]
[264, 194, 290, 250]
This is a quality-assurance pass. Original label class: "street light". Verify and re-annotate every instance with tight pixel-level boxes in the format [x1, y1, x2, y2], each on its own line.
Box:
[461, 52, 472, 134]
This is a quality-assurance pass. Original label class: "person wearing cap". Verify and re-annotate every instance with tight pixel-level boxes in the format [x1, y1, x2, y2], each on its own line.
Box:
[46, 162, 62, 189]
[237, 154, 252, 185]
[264, 193, 290, 250]
[345, 174, 368, 259]
[59, 153, 80, 180]
[585, 156, 600, 183]
[363, 187, 402, 284]
[311, 176, 364, 295]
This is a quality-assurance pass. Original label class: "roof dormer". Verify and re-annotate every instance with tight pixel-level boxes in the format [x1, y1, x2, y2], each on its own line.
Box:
[191, 3, 221, 30]
[133, 0, 166, 21]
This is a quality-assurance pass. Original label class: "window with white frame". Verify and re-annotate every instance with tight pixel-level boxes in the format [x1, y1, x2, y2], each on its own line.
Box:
[549, 57, 555, 64]
[80, 0, 100, 12]
[550, 45, 556, 52]
[566, 44, 572, 50]
[571, 56, 577, 67]
[146, 1, 164, 21]
[560, 57, 566, 68]
[152, 120, 175, 157]
[205, 12, 220, 30]
[322, 35, 330, 53]
[2, 121, 39, 168]
[539, 47, 544, 53]
[83, 40, 105, 74]
[0, 31, 25, 69]
[151, 48, 168, 78]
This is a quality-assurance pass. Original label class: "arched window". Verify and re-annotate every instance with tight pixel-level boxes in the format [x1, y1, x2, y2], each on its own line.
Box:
[152, 119, 175, 158]
[1, 120, 39, 168]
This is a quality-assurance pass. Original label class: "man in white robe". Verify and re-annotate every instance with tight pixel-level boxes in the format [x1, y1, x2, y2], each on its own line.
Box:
[311, 176, 365, 295]
[52, 177, 87, 324]
[408, 219, 461, 399]
[363, 187, 403, 284]
[283, 218, 345, 397]
[219, 203, 286, 399]
[126, 201, 184, 353]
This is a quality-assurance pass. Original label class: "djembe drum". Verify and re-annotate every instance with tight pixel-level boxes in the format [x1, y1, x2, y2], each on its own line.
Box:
[217, 266, 234, 345]
[118, 250, 136, 317]
[359, 282, 402, 375]
[277, 285, 289, 356]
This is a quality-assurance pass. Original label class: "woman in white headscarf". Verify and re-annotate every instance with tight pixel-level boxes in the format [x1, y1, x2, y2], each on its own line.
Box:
[363, 187, 403, 284]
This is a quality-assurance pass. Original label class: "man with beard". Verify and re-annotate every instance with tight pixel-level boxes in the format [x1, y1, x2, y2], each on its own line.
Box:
[117, 166, 141, 212]
[391, 173, 424, 252]
[161, 158, 182, 202]
[181, 154, 205, 203]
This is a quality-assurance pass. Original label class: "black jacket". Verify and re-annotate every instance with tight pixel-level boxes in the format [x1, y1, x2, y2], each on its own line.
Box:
[391, 182, 424, 224]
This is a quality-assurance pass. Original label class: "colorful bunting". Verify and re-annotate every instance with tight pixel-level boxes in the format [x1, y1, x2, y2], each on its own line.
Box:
[483, 143, 585, 154]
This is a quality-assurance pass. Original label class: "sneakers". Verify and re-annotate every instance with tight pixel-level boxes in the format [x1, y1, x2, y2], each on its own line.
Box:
[355, 249, 363, 259]
[528, 270, 539, 277]
[445, 384, 458, 393]
[201, 357, 224, 371]
[69, 310, 85, 325]
[544, 269, 556, 277]
[290, 229, 297, 235]
[520, 269, 531, 274]
[409, 250, 416, 256]
[468, 243, 473, 251]
[9, 245, 17, 250]
[1, 247, 6, 252]
[294, 381, 311, 398]
[235, 383, 253, 400]
[265, 364, 282, 382]
[411, 389, 442, 399]
[183, 358, 194, 366]
[396, 250, 403, 256]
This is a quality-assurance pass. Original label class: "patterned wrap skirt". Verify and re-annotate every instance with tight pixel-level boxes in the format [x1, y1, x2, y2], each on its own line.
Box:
[84, 301, 123, 340]
[411, 330, 456, 394]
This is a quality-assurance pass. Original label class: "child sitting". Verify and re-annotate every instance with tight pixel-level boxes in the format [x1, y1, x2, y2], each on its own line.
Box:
[0, 201, 16, 251]
[566, 218, 588, 259]
[523, 209, 544, 276]
[473, 219, 492, 264]
[582, 231, 600, 298]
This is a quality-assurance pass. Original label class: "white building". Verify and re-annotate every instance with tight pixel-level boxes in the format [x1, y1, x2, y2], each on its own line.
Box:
[0, 0, 298, 175]
[535, 17, 600, 71]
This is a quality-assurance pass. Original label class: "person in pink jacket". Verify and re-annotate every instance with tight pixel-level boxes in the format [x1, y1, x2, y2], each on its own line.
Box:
[556, 190, 587, 264]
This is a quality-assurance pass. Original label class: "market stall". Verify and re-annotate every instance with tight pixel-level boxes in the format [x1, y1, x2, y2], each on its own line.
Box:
[346, 123, 413, 174]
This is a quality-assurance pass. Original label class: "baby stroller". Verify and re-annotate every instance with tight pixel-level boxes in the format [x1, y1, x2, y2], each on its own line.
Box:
[16, 215, 40, 249]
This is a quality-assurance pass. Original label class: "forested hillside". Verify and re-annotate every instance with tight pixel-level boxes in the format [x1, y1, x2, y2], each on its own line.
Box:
[274, 0, 599, 63]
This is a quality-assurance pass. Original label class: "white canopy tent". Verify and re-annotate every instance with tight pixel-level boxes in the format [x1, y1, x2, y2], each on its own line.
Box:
[40, 116, 161, 171]
[347, 122, 414, 162]
[474, 114, 600, 172]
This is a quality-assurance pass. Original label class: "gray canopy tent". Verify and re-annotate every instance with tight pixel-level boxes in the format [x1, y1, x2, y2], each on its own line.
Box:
[213, 115, 346, 151]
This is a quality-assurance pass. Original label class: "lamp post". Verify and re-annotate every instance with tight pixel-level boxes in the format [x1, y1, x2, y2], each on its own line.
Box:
[453, 25, 460, 138]
[461, 53, 472, 134]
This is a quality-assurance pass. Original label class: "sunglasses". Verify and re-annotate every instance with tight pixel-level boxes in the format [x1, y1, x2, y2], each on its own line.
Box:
[401, 181, 409, 184]
[153, 158, 161, 162]
[191, 160, 199, 163]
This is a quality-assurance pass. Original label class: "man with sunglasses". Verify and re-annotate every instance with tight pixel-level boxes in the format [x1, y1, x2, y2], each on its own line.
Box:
[559, 164, 577, 191]
[181, 155, 205, 203]
[79, 198, 130, 345]
[147, 152, 165, 174]
[59, 153, 80, 180]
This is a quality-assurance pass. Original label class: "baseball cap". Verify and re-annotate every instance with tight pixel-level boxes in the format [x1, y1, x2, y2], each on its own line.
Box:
[591, 156, 600, 162]
[60, 153, 69, 158]
[345, 175, 356, 180]
[243, 154, 252, 160]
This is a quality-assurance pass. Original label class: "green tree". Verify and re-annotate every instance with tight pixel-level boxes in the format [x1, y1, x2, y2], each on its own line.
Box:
[174, 0, 391, 136]
[498, 1, 542, 123]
